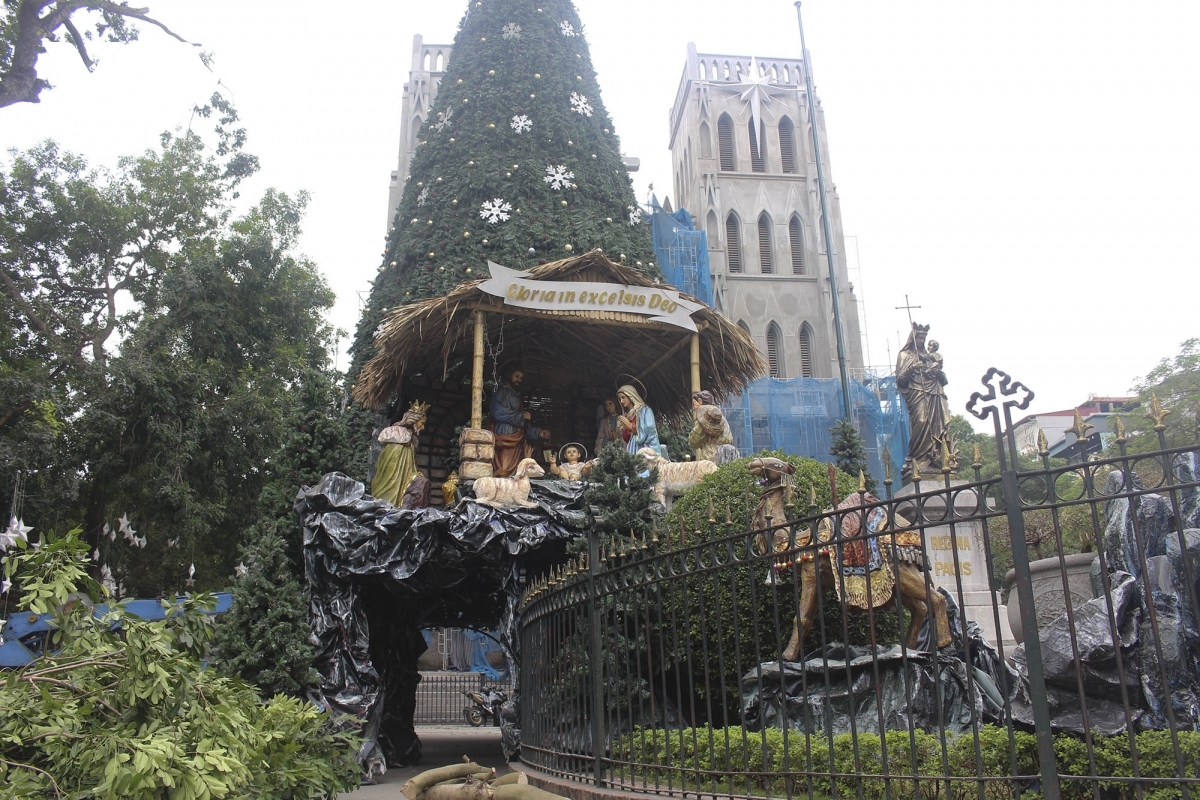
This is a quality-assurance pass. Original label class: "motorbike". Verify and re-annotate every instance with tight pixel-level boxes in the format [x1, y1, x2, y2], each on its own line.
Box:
[462, 686, 507, 727]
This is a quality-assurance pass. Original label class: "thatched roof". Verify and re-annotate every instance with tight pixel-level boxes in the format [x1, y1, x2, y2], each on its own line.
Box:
[354, 252, 765, 423]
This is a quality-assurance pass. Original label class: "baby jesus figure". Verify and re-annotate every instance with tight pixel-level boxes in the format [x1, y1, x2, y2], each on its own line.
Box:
[548, 443, 591, 481]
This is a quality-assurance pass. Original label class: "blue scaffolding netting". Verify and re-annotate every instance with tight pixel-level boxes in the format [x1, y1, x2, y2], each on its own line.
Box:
[721, 375, 910, 488]
[648, 199, 714, 307]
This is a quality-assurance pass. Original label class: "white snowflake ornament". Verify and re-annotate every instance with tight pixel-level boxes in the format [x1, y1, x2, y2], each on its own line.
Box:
[417, 186, 430, 207]
[560, 20, 577, 37]
[479, 198, 513, 224]
[502, 22, 521, 39]
[431, 109, 453, 132]
[569, 92, 593, 117]
[510, 114, 532, 134]
[544, 165, 577, 191]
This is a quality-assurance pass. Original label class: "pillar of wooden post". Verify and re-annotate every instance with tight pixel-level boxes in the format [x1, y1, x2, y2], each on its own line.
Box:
[690, 333, 701, 394]
[471, 310, 485, 429]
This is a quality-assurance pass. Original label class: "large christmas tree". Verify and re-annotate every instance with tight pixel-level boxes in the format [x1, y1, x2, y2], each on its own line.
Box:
[351, 0, 656, 366]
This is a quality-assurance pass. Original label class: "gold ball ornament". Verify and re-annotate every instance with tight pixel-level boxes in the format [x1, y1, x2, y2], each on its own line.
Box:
[410, 218, 418, 224]
[427, 219, 433, 225]
[435, 176, 442, 182]
[636, 261, 643, 267]
[488, 70, 496, 76]
[560, 200, 568, 207]
[482, 238, 489, 245]
[463, 231, 471, 238]
[390, 261, 397, 266]
[428, 252, 436, 258]
[439, 266, 445, 271]
[605, 217, 612, 223]
[465, 267, 473, 273]
[480, 36, 486, 41]
[449, 137, 456, 142]
[462, 98, 469, 103]
[487, 123, 496, 129]
[457, 79, 463, 84]
[505, 172, 511, 177]
[565, 244, 573, 252]
[468, 160, 475, 166]
[451, 199, 458, 205]
[591, 154, 597, 159]
[534, 73, 541, 79]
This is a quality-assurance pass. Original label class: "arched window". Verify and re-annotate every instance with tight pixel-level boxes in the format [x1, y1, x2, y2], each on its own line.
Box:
[798, 324, 814, 377]
[778, 117, 797, 174]
[435, 52, 445, 72]
[699, 121, 712, 159]
[757, 213, 774, 274]
[788, 215, 806, 275]
[706, 211, 719, 247]
[725, 213, 743, 273]
[717, 114, 736, 171]
[748, 119, 766, 172]
[767, 323, 783, 378]
[737, 320, 751, 335]
[423, 51, 431, 71]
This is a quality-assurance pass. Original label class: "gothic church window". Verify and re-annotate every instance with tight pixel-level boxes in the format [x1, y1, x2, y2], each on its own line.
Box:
[778, 117, 797, 174]
[789, 215, 806, 275]
[718, 114, 736, 171]
[699, 122, 712, 159]
[725, 213, 743, 273]
[799, 324, 814, 377]
[767, 323, 783, 378]
[748, 119, 766, 172]
[758, 213, 774, 274]
[706, 211, 719, 248]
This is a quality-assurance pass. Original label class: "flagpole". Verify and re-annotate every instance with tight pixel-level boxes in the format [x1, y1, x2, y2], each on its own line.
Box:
[795, 1, 852, 421]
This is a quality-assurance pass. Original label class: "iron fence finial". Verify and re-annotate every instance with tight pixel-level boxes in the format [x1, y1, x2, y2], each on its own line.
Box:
[1037, 429, 1050, 456]
[1146, 392, 1171, 432]
[1067, 409, 1094, 444]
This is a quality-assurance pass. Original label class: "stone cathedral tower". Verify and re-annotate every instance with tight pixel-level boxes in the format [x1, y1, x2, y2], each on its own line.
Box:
[669, 43, 864, 380]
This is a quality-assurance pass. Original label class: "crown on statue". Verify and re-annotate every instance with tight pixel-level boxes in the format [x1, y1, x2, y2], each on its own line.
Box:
[911, 322, 931, 333]
[407, 400, 431, 417]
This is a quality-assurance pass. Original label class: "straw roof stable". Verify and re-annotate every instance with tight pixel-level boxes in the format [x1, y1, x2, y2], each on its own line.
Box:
[354, 252, 765, 423]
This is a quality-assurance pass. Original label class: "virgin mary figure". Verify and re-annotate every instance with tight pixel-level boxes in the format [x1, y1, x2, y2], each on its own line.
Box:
[616, 384, 665, 458]
[895, 323, 951, 480]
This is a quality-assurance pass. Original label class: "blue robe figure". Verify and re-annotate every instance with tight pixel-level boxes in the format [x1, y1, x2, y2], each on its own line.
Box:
[490, 369, 544, 476]
[616, 384, 665, 458]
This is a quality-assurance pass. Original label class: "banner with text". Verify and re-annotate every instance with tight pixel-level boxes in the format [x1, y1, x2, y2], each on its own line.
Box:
[478, 262, 704, 332]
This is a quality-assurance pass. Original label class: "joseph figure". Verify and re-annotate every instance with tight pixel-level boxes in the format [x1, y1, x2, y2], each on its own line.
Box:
[490, 367, 550, 477]
[895, 322, 951, 480]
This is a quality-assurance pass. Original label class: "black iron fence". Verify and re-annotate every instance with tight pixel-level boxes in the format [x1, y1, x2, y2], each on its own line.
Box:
[518, 370, 1200, 800]
[414, 671, 513, 725]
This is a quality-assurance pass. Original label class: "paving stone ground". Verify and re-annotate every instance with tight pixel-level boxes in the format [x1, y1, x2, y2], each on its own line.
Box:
[341, 725, 512, 799]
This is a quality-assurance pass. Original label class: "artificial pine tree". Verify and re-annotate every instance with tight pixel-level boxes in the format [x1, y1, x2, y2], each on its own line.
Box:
[581, 443, 660, 551]
[829, 418, 876, 494]
[351, 0, 657, 369]
[212, 525, 317, 697]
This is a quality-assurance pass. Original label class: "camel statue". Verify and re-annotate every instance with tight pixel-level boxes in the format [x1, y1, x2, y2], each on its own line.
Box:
[748, 457, 952, 661]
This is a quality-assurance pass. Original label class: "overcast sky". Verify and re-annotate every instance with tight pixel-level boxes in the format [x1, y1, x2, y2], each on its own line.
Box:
[4, 0, 1198, 426]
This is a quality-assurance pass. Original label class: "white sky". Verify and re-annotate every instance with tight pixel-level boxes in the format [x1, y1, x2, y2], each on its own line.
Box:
[4, 0, 1198, 426]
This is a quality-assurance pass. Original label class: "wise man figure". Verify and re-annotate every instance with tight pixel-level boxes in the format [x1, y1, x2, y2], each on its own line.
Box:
[490, 365, 551, 477]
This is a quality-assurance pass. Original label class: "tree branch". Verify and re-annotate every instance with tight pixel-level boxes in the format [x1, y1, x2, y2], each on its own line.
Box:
[0, 0, 198, 109]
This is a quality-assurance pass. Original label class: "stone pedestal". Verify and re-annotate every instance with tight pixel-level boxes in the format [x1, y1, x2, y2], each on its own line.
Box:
[895, 480, 1015, 653]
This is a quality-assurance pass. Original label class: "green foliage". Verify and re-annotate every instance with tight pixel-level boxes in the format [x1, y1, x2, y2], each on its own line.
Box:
[0, 530, 360, 799]
[350, 0, 657, 371]
[212, 525, 317, 697]
[662, 453, 895, 724]
[829, 418, 876, 493]
[582, 441, 660, 543]
[1128, 338, 1200, 450]
[616, 724, 1200, 800]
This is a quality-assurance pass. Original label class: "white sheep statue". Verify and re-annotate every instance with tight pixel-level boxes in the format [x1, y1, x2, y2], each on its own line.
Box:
[636, 447, 718, 508]
[472, 458, 545, 509]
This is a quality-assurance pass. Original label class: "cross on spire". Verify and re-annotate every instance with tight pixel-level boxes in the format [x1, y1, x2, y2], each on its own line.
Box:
[895, 294, 922, 325]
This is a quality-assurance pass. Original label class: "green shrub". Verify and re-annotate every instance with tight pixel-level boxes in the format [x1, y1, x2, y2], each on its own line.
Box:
[0, 529, 360, 799]
[615, 724, 1200, 800]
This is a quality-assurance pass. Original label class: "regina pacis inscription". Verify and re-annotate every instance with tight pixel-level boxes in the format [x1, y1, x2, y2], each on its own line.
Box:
[478, 261, 705, 331]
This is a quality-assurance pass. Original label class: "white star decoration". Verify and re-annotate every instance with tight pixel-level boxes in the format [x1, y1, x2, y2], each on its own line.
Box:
[234, 562, 249, 578]
[502, 22, 521, 40]
[510, 114, 532, 134]
[559, 20, 576, 37]
[725, 56, 788, 141]
[118, 513, 131, 533]
[479, 198, 513, 224]
[543, 164, 576, 191]
[0, 578, 10, 594]
[569, 92, 593, 117]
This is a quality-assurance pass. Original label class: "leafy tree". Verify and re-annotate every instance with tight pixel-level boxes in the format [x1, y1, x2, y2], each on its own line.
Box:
[212, 524, 317, 697]
[829, 417, 875, 493]
[76, 189, 335, 595]
[350, 0, 657, 372]
[1129, 337, 1200, 450]
[0, 0, 199, 109]
[0, 529, 360, 798]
